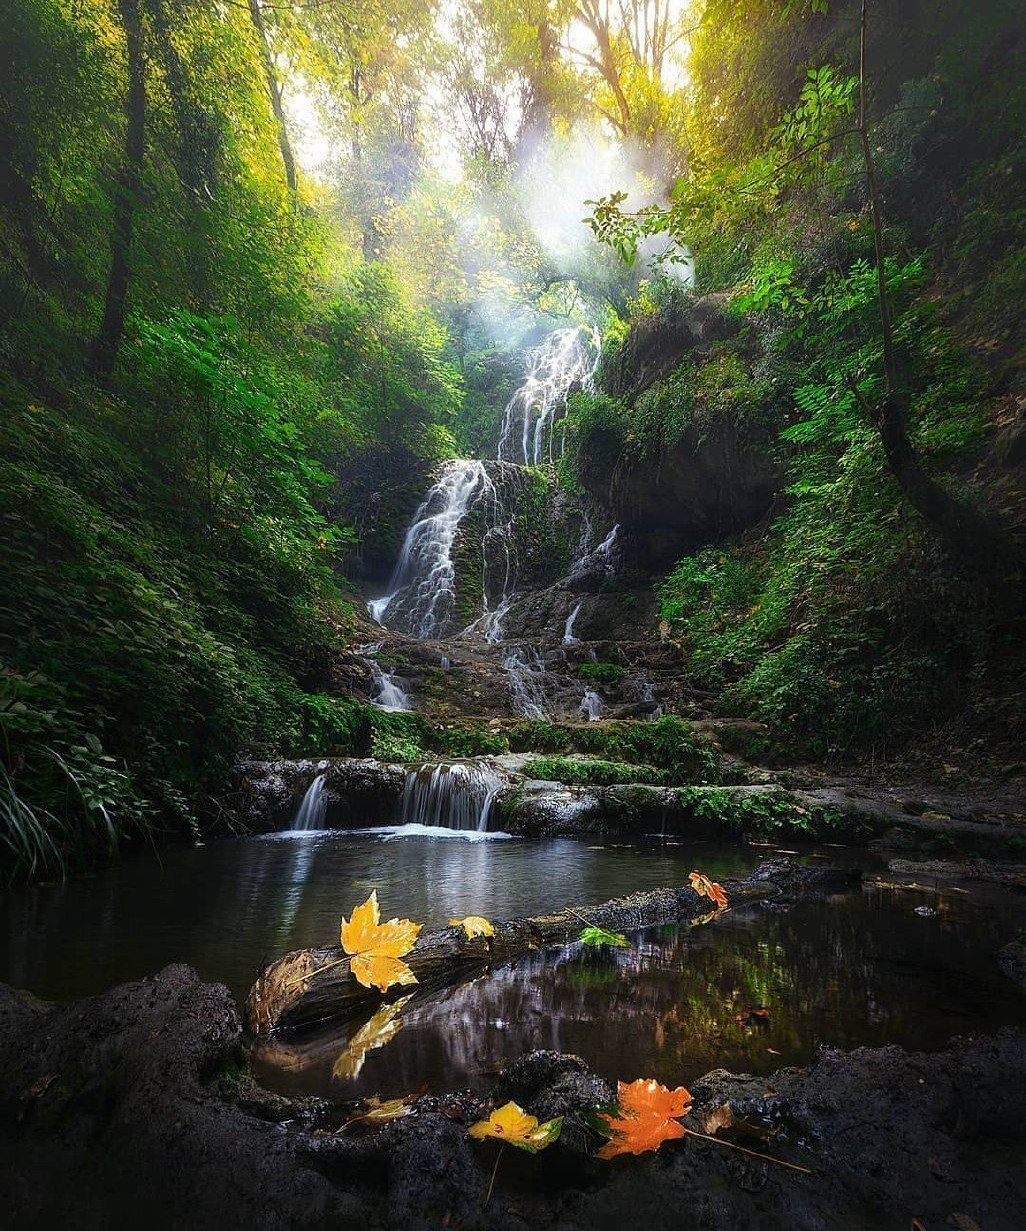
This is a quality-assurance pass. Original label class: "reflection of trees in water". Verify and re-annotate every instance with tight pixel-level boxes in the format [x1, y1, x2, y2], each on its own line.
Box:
[256, 887, 1026, 1102]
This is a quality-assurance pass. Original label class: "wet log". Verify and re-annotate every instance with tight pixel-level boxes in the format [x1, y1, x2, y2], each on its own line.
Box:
[245, 859, 860, 1039]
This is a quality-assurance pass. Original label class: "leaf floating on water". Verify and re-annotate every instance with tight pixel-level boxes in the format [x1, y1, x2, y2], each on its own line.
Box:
[580, 925, 629, 948]
[337, 1092, 418, 1132]
[339, 890, 422, 992]
[468, 1101, 563, 1153]
[596, 1078, 692, 1159]
[690, 870, 729, 911]
[449, 915, 495, 939]
[332, 994, 413, 1082]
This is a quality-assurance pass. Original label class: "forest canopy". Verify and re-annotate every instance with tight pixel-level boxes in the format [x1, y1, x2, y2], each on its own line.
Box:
[1, 0, 1024, 875]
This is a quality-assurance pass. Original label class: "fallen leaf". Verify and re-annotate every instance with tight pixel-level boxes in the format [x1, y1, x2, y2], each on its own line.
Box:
[734, 1007, 771, 1026]
[449, 915, 495, 939]
[700, 1103, 734, 1136]
[580, 925, 629, 948]
[340, 890, 422, 992]
[596, 1078, 693, 1159]
[338, 1094, 416, 1131]
[468, 1101, 563, 1152]
[690, 870, 729, 911]
[332, 995, 413, 1082]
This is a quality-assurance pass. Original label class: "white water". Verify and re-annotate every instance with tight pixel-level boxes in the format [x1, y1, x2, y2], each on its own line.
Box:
[369, 661, 411, 712]
[368, 460, 507, 639]
[502, 644, 550, 718]
[293, 773, 328, 831]
[580, 689, 604, 721]
[563, 603, 582, 646]
[400, 762, 504, 832]
[497, 327, 598, 466]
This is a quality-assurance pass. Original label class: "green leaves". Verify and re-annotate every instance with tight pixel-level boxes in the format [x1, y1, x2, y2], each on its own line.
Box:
[580, 926, 629, 949]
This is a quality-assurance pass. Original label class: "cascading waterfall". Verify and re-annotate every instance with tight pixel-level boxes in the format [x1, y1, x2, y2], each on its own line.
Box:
[502, 645, 551, 719]
[400, 762, 503, 832]
[368, 460, 511, 639]
[563, 603, 582, 646]
[497, 328, 599, 466]
[580, 689, 604, 721]
[369, 661, 410, 712]
[293, 774, 328, 831]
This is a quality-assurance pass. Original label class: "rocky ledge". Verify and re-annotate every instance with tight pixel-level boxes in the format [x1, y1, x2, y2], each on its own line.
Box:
[1, 965, 1023, 1229]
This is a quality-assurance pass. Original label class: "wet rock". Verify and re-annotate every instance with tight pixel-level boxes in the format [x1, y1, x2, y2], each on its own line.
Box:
[238, 757, 406, 831]
[998, 938, 1026, 987]
[2, 966, 1024, 1230]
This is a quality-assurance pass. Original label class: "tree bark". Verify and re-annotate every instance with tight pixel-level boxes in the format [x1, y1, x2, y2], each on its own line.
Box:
[246, 0, 298, 194]
[88, 0, 146, 377]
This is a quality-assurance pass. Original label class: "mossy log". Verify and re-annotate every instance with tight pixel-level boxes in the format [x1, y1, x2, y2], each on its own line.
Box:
[246, 859, 860, 1039]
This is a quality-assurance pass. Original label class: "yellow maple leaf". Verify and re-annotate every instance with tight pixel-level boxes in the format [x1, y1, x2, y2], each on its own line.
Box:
[332, 994, 413, 1082]
[468, 1101, 563, 1153]
[339, 890, 422, 992]
[449, 915, 495, 939]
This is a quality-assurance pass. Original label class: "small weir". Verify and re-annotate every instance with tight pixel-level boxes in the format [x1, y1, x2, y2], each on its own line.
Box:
[400, 762, 503, 832]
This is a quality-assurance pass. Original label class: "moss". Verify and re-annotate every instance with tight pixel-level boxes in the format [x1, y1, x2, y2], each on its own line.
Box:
[528, 755, 667, 786]
[577, 661, 625, 686]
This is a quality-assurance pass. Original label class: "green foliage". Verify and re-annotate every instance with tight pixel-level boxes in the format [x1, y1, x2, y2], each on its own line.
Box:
[577, 661, 625, 686]
[675, 787, 874, 840]
[579, 925, 629, 948]
[528, 756, 667, 787]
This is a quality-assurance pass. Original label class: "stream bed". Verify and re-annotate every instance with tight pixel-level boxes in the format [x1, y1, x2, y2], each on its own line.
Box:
[4, 827, 1024, 1107]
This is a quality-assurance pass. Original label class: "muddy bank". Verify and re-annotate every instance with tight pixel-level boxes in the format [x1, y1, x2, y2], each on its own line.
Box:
[1, 963, 1023, 1230]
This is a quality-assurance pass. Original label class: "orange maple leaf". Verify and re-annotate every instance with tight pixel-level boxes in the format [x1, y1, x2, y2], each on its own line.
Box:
[689, 870, 729, 911]
[597, 1078, 693, 1159]
[339, 890, 422, 992]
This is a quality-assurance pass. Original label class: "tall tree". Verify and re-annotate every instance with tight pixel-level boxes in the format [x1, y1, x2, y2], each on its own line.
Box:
[89, 0, 146, 376]
[246, 0, 298, 194]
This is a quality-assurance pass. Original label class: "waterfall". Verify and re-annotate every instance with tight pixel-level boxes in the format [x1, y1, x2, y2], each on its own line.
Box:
[293, 774, 328, 831]
[580, 689, 604, 721]
[369, 661, 410, 712]
[563, 603, 582, 646]
[502, 645, 550, 719]
[497, 328, 598, 467]
[400, 762, 503, 832]
[368, 459, 514, 640]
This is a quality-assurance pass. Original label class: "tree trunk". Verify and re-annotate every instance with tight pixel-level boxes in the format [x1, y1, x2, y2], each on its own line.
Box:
[856, 0, 1021, 574]
[88, 0, 146, 377]
[246, 0, 297, 194]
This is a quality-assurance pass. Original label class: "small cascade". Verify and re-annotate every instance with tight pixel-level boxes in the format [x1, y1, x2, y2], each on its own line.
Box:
[593, 523, 620, 561]
[293, 774, 328, 831]
[579, 689, 604, 721]
[503, 645, 551, 719]
[400, 762, 503, 832]
[563, 602, 582, 646]
[497, 328, 599, 466]
[369, 661, 411, 712]
[639, 680, 663, 720]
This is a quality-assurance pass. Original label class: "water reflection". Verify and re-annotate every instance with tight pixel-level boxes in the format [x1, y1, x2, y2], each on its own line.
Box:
[1, 832, 766, 1002]
[251, 885, 1026, 1103]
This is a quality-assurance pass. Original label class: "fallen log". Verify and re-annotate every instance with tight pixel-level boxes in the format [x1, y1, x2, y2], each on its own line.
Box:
[245, 858, 860, 1039]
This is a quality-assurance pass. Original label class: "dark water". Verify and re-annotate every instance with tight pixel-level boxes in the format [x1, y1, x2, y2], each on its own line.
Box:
[4, 827, 1023, 1105]
[251, 880, 1026, 1104]
[1, 827, 773, 1002]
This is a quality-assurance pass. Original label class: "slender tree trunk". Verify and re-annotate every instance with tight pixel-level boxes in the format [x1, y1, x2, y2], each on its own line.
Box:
[145, 0, 216, 303]
[89, 0, 146, 377]
[246, 0, 297, 194]
[856, 0, 1019, 571]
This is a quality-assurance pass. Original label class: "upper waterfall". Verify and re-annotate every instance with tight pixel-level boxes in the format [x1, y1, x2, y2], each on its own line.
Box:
[497, 327, 598, 467]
